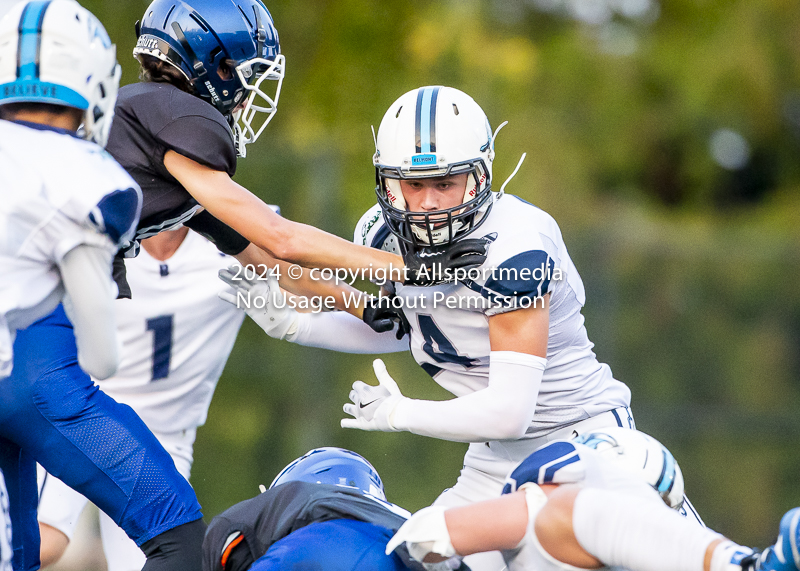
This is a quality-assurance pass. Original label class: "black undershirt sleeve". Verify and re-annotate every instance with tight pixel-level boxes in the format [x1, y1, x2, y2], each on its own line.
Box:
[183, 210, 250, 256]
[113, 252, 131, 299]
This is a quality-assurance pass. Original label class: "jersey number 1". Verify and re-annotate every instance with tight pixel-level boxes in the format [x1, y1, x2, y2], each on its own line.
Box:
[146, 315, 174, 381]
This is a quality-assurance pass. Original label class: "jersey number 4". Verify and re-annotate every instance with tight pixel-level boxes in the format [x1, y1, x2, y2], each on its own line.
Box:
[418, 314, 480, 368]
[146, 315, 174, 381]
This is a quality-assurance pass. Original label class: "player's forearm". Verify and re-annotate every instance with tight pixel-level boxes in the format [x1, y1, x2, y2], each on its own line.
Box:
[59, 244, 119, 380]
[392, 352, 546, 442]
[266, 217, 403, 275]
[290, 311, 408, 354]
[165, 151, 404, 274]
[235, 244, 368, 316]
[445, 493, 529, 555]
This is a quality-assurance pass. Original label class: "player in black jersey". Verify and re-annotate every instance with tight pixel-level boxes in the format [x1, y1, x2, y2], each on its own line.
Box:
[202, 448, 468, 571]
[110, 0, 488, 325]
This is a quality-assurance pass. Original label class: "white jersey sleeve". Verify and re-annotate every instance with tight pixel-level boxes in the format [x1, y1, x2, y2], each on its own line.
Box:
[355, 195, 630, 438]
[0, 121, 141, 377]
[90, 231, 245, 433]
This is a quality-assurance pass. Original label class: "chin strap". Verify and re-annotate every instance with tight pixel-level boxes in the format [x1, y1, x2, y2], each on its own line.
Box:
[497, 152, 526, 199]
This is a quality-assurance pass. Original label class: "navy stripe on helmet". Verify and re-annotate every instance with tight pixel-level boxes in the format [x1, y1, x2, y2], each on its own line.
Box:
[415, 86, 440, 154]
[17, 1, 52, 80]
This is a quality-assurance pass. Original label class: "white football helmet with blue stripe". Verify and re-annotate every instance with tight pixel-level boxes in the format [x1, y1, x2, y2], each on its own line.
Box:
[574, 427, 685, 510]
[374, 86, 497, 247]
[0, 0, 121, 147]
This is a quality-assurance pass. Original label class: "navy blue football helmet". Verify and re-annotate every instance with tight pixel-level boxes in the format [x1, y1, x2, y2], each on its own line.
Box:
[134, 0, 284, 156]
[269, 448, 386, 500]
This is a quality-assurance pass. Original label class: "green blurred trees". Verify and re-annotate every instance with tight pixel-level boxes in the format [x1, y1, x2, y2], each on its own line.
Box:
[79, 0, 800, 547]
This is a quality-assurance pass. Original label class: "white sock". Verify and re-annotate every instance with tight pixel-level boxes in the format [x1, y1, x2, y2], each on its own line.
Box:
[709, 540, 755, 571]
[573, 488, 723, 571]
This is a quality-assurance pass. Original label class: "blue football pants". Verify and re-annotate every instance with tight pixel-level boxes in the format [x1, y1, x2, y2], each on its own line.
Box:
[0, 305, 203, 571]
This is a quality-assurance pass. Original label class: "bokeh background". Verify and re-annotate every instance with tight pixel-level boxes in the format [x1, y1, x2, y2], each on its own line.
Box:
[3, 0, 800, 568]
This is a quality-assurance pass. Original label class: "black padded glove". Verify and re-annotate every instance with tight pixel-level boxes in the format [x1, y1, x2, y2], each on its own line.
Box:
[362, 295, 411, 340]
[402, 237, 490, 286]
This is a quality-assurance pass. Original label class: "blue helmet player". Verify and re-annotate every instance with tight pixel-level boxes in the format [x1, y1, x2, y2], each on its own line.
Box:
[203, 447, 469, 571]
[107, 0, 482, 315]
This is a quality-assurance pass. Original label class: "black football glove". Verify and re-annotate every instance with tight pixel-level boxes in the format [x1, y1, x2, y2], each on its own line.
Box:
[362, 295, 411, 340]
[402, 237, 490, 287]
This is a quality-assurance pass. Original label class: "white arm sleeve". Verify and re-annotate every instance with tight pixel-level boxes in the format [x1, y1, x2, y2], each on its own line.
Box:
[290, 311, 409, 354]
[390, 351, 546, 442]
[59, 244, 119, 380]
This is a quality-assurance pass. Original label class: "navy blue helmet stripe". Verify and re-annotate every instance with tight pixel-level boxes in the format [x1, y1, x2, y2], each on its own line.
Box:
[17, 1, 52, 80]
[415, 86, 440, 154]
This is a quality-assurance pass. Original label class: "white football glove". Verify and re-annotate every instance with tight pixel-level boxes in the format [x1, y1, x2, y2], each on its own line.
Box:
[218, 264, 301, 341]
[386, 506, 458, 564]
[341, 359, 406, 432]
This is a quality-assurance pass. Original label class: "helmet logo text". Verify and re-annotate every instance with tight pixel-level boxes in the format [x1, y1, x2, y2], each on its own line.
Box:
[411, 154, 436, 166]
[135, 36, 159, 51]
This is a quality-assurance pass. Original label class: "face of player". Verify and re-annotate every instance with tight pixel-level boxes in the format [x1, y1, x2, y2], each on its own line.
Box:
[399, 173, 468, 217]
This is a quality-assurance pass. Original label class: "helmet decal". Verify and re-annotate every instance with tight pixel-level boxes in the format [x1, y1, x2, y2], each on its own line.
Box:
[16, 1, 52, 82]
[415, 85, 439, 154]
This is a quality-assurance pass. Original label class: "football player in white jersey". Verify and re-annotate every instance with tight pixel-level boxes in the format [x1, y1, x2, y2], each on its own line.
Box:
[36, 227, 245, 571]
[220, 86, 670, 569]
[0, 3, 207, 570]
[387, 428, 800, 571]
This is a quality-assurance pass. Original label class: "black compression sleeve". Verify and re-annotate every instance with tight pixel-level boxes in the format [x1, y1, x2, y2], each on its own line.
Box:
[141, 518, 206, 571]
[184, 210, 250, 256]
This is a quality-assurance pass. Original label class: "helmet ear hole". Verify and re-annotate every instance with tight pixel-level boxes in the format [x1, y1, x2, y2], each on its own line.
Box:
[452, 103, 459, 115]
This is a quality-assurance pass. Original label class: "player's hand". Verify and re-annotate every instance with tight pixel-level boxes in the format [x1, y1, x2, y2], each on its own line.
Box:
[218, 264, 300, 340]
[362, 295, 411, 340]
[341, 359, 406, 432]
[386, 506, 458, 563]
[402, 238, 490, 287]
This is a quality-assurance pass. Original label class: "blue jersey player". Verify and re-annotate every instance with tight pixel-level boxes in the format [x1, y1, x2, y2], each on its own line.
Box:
[0, 2, 204, 570]
[202, 448, 468, 571]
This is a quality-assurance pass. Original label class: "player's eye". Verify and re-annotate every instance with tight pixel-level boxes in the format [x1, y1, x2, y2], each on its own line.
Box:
[217, 60, 234, 81]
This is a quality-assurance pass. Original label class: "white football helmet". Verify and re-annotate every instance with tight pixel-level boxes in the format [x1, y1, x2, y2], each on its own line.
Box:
[0, 0, 121, 147]
[573, 427, 685, 510]
[374, 86, 497, 248]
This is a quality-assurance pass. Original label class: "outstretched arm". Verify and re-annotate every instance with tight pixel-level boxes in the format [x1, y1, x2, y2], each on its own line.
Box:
[342, 297, 550, 441]
[234, 243, 370, 316]
[218, 265, 408, 352]
[164, 151, 404, 275]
